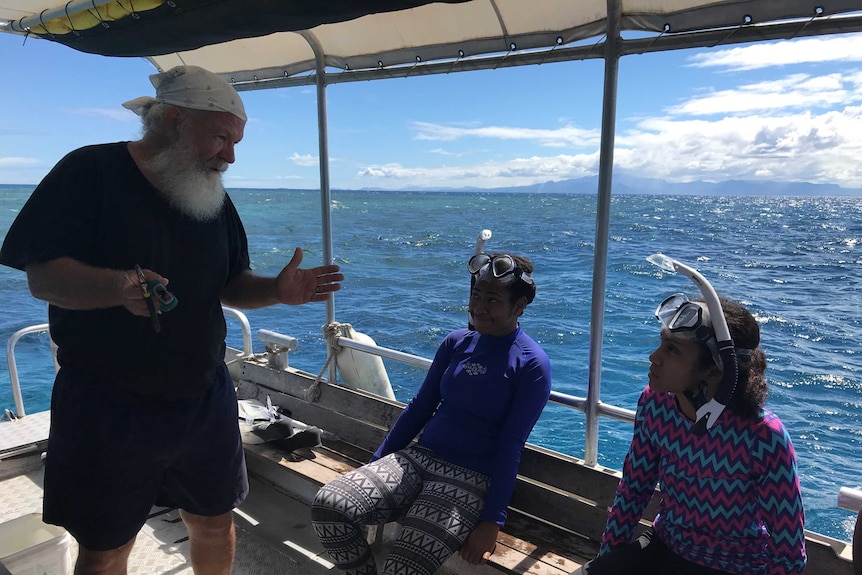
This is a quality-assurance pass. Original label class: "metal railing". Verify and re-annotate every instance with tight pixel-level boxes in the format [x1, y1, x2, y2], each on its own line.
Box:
[332, 332, 638, 426]
[6, 323, 53, 417]
[839, 487, 862, 513]
[6, 309, 634, 435]
[222, 305, 254, 357]
[6, 306, 254, 418]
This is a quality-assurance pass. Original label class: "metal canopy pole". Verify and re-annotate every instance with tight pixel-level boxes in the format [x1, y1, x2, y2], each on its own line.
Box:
[584, 0, 621, 467]
[303, 32, 337, 384]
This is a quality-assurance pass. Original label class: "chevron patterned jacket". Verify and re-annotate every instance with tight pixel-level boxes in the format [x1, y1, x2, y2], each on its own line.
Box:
[599, 385, 806, 575]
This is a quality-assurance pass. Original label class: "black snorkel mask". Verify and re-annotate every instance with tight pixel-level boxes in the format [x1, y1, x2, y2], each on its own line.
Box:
[655, 293, 723, 370]
[647, 253, 739, 435]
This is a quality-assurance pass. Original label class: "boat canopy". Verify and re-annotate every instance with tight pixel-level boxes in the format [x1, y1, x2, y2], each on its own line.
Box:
[4, 0, 862, 467]
[2, 1, 862, 87]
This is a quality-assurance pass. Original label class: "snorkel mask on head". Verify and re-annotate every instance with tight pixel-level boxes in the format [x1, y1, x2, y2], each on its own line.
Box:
[468, 253, 534, 285]
[655, 293, 722, 370]
[647, 253, 739, 435]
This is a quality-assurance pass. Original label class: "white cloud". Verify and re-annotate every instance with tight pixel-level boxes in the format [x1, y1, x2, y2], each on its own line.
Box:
[356, 153, 599, 188]
[412, 121, 600, 148]
[669, 73, 862, 115]
[0, 157, 38, 166]
[289, 153, 319, 167]
[618, 106, 862, 186]
[74, 108, 138, 122]
[688, 34, 862, 71]
[428, 148, 459, 156]
[355, 105, 862, 189]
[351, 36, 862, 190]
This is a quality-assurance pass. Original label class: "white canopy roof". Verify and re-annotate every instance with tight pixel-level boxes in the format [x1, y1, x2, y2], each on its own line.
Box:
[2, 1, 861, 86]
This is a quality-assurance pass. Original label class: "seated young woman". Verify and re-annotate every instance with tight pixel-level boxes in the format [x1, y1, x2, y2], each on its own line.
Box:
[578, 295, 806, 575]
[311, 252, 552, 575]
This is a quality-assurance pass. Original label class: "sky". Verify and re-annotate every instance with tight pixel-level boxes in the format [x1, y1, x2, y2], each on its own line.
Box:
[2, 31, 862, 191]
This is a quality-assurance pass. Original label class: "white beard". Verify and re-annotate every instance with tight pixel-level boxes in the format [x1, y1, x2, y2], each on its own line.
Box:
[141, 133, 228, 221]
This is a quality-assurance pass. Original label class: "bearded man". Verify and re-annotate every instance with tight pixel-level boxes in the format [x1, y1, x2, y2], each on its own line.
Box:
[0, 65, 342, 575]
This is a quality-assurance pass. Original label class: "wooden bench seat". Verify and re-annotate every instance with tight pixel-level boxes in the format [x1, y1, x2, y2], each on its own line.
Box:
[244, 440, 587, 575]
[236, 363, 657, 574]
[236, 369, 635, 574]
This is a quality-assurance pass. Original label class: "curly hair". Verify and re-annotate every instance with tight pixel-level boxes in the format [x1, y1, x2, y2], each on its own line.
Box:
[696, 298, 768, 419]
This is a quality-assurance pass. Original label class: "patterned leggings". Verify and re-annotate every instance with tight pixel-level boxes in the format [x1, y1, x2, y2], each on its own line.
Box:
[311, 445, 490, 575]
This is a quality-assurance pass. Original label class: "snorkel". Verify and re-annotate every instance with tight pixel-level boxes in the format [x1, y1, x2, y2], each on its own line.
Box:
[474, 229, 492, 255]
[468, 229, 493, 329]
[647, 253, 739, 435]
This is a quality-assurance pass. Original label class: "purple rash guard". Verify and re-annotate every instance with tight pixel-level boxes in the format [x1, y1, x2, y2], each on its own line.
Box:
[372, 327, 551, 525]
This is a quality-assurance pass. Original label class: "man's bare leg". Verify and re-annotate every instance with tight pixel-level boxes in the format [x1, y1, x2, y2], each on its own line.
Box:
[181, 509, 235, 575]
[74, 536, 136, 575]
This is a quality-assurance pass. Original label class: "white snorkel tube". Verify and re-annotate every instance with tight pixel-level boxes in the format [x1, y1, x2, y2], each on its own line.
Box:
[646, 253, 739, 434]
[474, 229, 492, 255]
[468, 229, 493, 329]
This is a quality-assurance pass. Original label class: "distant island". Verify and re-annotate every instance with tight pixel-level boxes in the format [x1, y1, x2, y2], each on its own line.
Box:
[3, 175, 861, 196]
[350, 174, 862, 196]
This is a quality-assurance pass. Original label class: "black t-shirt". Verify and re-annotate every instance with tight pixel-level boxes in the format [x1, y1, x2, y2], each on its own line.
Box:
[0, 142, 250, 400]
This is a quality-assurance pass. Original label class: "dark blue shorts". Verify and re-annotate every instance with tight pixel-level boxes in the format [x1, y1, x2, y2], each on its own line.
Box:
[42, 363, 248, 551]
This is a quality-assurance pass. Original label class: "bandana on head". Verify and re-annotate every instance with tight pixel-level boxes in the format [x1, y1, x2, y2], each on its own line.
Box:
[122, 65, 247, 122]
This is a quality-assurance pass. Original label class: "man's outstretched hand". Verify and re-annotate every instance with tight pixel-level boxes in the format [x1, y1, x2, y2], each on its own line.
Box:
[275, 247, 343, 304]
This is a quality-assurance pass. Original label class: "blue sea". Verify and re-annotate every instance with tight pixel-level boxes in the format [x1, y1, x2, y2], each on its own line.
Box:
[1, 185, 860, 542]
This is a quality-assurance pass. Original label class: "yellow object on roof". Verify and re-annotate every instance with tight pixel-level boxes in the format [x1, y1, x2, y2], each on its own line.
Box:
[29, 0, 164, 35]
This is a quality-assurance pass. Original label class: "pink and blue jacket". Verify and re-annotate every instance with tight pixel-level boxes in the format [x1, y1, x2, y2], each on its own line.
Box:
[599, 385, 806, 575]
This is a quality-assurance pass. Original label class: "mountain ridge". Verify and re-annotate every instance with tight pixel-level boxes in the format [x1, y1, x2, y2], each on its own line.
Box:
[356, 175, 861, 196]
[3, 177, 860, 196]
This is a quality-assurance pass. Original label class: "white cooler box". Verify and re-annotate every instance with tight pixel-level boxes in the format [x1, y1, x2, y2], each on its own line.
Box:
[0, 513, 72, 575]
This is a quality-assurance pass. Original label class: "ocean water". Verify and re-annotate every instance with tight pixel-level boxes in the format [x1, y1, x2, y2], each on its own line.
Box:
[0, 185, 860, 542]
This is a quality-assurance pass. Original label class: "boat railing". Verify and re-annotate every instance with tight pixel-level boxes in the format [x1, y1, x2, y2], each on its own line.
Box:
[5, 309, 640, 426]
[839, 487, 862, 513]
[256, 329, 299, 370]
[331, 335, 859, 550]
[5, 322, 52, 418]
[332, 333, 638, 426]
[222, 305, 254, 357]
[5, 306, 254, 419]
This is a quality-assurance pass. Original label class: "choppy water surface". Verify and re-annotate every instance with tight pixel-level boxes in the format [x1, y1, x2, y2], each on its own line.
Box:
[1, 186, 859, 540]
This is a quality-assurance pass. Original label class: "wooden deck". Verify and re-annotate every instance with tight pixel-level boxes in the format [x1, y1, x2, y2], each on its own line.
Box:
[245, 441, 591, 575]
[0, 412, 331, 575]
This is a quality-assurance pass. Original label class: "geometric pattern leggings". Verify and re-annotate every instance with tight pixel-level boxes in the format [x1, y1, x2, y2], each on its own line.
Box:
[311, 445, 490, 575]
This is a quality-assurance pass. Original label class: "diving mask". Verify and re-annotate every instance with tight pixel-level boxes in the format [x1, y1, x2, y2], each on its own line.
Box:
[656, 293, 722, 369]
[468, 253, 533, 285]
